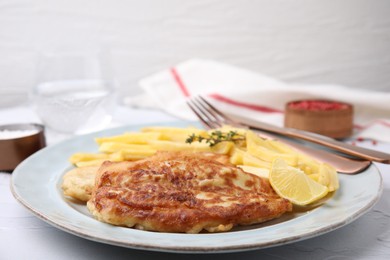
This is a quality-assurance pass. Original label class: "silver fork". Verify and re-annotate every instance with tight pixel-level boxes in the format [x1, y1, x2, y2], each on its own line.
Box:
[186, 96, 371, 174]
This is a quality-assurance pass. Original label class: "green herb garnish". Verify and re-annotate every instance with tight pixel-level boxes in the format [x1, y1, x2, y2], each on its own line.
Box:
[186, 130, 245, 147]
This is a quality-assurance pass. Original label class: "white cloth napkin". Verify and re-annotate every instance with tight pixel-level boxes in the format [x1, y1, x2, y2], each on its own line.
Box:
[125, 59, 390, 142]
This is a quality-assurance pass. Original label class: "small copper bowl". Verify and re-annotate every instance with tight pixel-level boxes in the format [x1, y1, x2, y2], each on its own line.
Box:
[284, 99, 354, 139]
[0, 123, 46, 171]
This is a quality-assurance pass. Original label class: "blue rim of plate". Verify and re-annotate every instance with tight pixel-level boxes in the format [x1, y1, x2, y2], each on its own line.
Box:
[11, 122, 383, 253]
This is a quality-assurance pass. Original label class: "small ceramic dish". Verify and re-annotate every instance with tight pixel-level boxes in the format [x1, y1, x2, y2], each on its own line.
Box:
[0, 123, 46, 171]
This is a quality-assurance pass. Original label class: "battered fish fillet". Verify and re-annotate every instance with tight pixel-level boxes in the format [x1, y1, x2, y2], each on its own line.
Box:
[62, 166, 99, 202]
[87, 151, 292, 233]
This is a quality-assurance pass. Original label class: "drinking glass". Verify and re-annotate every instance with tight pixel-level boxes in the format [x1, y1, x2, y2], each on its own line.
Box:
[32, 50, 116, 137]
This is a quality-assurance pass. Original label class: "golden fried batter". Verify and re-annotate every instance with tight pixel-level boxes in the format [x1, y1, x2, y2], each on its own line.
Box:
[62, 166, 99, 202]
[87, 151, 292, 233]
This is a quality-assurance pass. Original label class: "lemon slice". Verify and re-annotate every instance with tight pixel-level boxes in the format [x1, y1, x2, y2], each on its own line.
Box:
[269, 158, 329, 205]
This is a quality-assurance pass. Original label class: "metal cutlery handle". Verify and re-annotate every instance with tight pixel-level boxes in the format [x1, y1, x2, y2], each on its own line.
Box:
[230, 114, 390, 164]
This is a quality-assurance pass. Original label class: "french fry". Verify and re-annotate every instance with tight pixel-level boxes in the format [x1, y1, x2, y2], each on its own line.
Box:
[75, 159, 106, 168]
[247, 142, 296, 166]
[73, 151, 124, 167]
[69, 153, 109, 164]
[246, 131, 277, 151]
[141, 126, 207, 142]
[98, 142, 155, 153]
[297, 154, 321, 175]
[319, 163, 339, 192]
[147, 140, 212, 152]
[246, 131, 297, 166]
[238, 165, 269, 179]
[242, 152, 272, 168]
[109, 151, 125, 161]
[211, 142, 235, 154]
[230, 147, 245, 165]
[309, 163, 339, 192]
[266, 138, 297, 155]
[120, 149, 157, 160]
[95, 132, 161, 145]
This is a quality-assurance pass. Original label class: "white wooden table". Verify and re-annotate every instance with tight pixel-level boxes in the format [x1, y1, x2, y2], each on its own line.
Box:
[1, 105, 389, 260]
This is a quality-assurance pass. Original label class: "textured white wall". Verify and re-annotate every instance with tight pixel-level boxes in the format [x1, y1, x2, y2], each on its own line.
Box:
[1, 0, 390, 106]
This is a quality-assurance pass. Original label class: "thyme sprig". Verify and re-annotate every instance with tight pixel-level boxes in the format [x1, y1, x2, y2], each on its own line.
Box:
[186, 130, 245, 147]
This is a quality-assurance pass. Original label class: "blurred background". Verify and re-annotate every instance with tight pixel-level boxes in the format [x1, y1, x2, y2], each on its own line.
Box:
[1, 0, 389, 107]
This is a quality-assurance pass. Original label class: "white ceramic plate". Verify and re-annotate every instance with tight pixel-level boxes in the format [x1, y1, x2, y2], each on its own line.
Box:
[11, 123, 383, 253]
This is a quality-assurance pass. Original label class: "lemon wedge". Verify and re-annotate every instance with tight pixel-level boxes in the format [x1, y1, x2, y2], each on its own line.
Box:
[269, 158, 329, 205]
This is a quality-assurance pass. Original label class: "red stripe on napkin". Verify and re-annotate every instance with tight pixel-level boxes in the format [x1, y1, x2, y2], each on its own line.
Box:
[376, 119, 390, 128]
[209, 93, 283, 113]
[170, 68, 281, 113]
[354, 119, 390, 130]
[170, 67, 190, 97]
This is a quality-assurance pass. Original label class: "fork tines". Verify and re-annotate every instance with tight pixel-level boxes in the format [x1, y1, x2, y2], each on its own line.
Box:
[186, 96, 241, 130]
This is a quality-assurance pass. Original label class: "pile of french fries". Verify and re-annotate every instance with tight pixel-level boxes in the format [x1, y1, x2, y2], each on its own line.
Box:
[69, 125, 338, 192]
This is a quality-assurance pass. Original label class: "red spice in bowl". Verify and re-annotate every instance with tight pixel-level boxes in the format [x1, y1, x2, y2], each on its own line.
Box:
[284, 100, 353, 139]
[287, 100, 350, 111]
